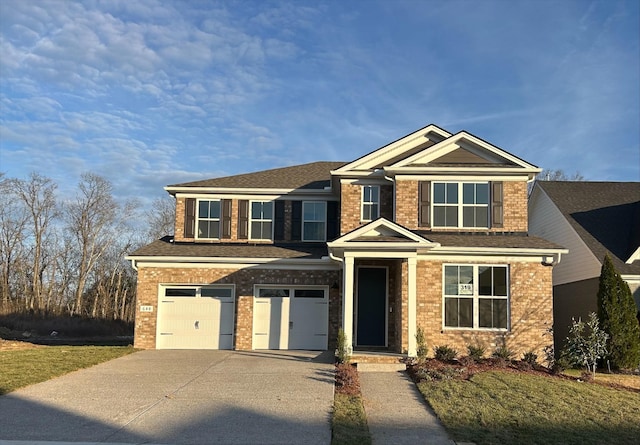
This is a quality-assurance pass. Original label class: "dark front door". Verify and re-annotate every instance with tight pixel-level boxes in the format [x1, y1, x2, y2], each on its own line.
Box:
[356, 267, 387, 347]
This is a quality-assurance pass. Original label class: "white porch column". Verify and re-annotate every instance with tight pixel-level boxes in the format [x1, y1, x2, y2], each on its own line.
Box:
[407, 256, 417, 357]
[342, 255, 355, 353]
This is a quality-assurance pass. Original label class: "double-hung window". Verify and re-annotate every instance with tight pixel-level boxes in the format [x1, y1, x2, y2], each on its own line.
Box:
[250, 201, 273, 240]
[361, 185, 380, 221]
[303, 201, 326, 241]
[433, 182, 489, 228]
[197, 200, 220, 239]
[443, 265, 509, 330]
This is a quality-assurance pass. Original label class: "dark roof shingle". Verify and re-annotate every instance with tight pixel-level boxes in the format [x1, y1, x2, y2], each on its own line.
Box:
[414, 231, 565, 250]
[538, 181, 640, 275]
[168, 161, 346, 190]
[130, 237, 329, 260]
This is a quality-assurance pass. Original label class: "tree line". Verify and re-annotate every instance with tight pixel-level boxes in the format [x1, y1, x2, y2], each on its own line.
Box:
[0, 172, 174, 323]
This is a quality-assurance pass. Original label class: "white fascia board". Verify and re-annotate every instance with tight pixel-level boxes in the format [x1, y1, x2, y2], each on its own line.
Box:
[343, 250, 419, 259]
[172, 191, 339, 201]
[621, 274, 640, 282]
[329, 218, 433, 244]
[126, 255, 337, 267]
[393, 174, 532, 182]
[333, 124, 452, 174]
[422, 254, 548, 263]
[385, 167, 540, 177]
[626, 246, 640, 264]
[428, 246, 568, 260]
[166, 187, 334, 196]
[339, 176, 391, 186]
[327, 241, 432, 250]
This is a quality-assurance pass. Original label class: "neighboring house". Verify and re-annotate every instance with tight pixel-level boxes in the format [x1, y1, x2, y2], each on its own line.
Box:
[529, 181, 640, 350]
[127, 124, 566, 358]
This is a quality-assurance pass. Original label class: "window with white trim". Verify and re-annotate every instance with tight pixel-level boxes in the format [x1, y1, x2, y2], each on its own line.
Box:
[303, 201, 326, 241]
[164, 285, 233, 299]
[433, 182, 489, 228]
[361, 185, 380, 221]
[250, 201, 273, 240]
[197, 200, 220, 239]
[443, 265, 508, 330]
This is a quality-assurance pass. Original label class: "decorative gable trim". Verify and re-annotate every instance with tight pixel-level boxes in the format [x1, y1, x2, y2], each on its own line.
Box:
[328, 218, 438, 249]
[626, 246, 640, 264]
[332, 124, 451, 175]
[385, 131, 540, 179]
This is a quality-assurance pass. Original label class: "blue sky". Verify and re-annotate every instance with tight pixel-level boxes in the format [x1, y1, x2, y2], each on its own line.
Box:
[1, 0, 638, 206]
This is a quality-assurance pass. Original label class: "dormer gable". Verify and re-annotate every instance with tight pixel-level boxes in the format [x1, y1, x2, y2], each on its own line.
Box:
[385, 131, 540, 180]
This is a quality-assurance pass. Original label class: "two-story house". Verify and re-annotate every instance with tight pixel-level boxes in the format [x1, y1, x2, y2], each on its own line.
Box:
[128, 124, 566, 358]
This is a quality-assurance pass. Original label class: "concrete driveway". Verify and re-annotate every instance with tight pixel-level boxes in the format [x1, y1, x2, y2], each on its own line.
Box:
[0, 349, 335, 445]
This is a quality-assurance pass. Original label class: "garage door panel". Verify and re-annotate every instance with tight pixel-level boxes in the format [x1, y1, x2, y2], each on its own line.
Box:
[157, 287, 235, 350]
[253, 287, 328, 351]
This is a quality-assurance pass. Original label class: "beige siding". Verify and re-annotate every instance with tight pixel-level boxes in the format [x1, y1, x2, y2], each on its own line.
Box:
[528, 187, 601, 285]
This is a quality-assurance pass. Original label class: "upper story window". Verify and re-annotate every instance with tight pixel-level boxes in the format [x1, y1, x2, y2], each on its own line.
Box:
[433, 182, 489, 228]
[197, 199, 220, 239]
[303, 201, 326, 242]
[443, 265, 508, 330]
[250, 201, 273, 240]
[361, 185, 380, 221]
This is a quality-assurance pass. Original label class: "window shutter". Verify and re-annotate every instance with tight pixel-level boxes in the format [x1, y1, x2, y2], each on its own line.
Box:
[418, 181, 431, 228]
[238, 200, 249, 239]
[327, 201, 339, 240]
[184, 198, 196, 238]
[274, 200, 285, 240]
[222, 199, 232, 238]
[291, 201, 302, 241]
[491, 182, 504, 228]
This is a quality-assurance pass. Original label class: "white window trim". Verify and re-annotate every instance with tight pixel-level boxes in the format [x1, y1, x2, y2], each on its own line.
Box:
[302, 201, 327, 242]
[249, 200, 274, 241]
[253, 284, 329, 300]
[195, 198, 221, 240]
[160, 284, 235, 299]
[361, 185, 380, 222]
[441, 264, 509, 331]
[432, 181, 490, 229]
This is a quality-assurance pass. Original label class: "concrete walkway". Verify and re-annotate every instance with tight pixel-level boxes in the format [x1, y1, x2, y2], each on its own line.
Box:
[359, 370, 456, 445]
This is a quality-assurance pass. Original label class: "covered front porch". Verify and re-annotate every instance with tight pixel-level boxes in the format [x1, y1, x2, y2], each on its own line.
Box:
[327, 218, 440, 357]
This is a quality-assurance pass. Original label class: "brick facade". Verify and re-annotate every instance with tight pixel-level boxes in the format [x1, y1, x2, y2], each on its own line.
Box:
[134, 266, 341, 350]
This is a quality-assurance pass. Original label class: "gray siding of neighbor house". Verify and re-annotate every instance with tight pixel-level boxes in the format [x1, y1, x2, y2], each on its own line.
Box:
[553, 277, 599, 352]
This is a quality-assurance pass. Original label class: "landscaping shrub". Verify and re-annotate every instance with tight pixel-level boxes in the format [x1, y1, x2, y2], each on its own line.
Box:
[467, 344, 486, 362]
[433, 345, 458, 362]
[522, 350, 538, 366]
[564, 312, 608, 380]
[597, 254, 640, 370]
[415, 326, 428, 361]
[336, 328, 351, 364]
[415, 365, 464, 382]
[492, 345, 515, 361]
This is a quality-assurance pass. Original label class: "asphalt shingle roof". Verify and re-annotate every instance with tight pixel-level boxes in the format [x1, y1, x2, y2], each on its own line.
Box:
[537, 181, 640, 275]
[414, 231, 565, 250]
[130, 237, 328, 259]
[168, 161, 346, 190]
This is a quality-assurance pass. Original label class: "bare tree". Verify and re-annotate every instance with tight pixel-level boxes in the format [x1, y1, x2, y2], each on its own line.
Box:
[145, 195, 175, 241]
[11, 173, 59, 311]
[66, 173, 122, 315]
[537, 169, 585, 181]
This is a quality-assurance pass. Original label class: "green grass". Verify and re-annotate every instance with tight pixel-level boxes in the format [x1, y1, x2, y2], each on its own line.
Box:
[332, 393, 371, 445]
[563, 368, 640, 390]
[418, 371, 640, 445]
[0, 346, 135, 395]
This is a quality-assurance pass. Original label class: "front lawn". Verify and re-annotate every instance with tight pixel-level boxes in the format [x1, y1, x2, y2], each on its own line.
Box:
[418, 370, 640, 445]
[0, 345, 135, 395]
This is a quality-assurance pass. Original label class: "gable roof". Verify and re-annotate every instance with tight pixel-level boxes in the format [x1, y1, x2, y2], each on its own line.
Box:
[333, 124, 540, 179]
[166, 161, 346, 193]
[536, 181, 640, 275]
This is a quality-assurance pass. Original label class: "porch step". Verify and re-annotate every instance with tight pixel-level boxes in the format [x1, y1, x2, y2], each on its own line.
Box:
[357, 362, 407, 372]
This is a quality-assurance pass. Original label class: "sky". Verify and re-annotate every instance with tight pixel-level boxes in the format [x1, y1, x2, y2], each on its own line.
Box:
[1, 0, 639, 207]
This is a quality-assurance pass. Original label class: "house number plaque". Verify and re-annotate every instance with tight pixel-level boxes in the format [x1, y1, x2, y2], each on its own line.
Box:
[140, 305, 154, 312]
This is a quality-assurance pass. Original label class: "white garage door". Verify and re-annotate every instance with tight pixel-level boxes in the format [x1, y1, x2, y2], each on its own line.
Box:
[157, 285, 235, 349]
[253, 286, 328, 350]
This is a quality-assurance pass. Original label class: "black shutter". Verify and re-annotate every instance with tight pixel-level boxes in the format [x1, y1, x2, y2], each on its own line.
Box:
[418, 181, 430, 228]
[222, 199, 232, 238]
[491, 182, 504, 228]
[238, 200, 249, 239]
[274, 200, 285, 241]
[327, 201, 339, 240]
[291, 201, 302, 241]
[184, 198, 196, 238]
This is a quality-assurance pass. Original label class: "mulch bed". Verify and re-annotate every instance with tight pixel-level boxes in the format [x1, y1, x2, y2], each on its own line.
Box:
[335, 362, 361, 396]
